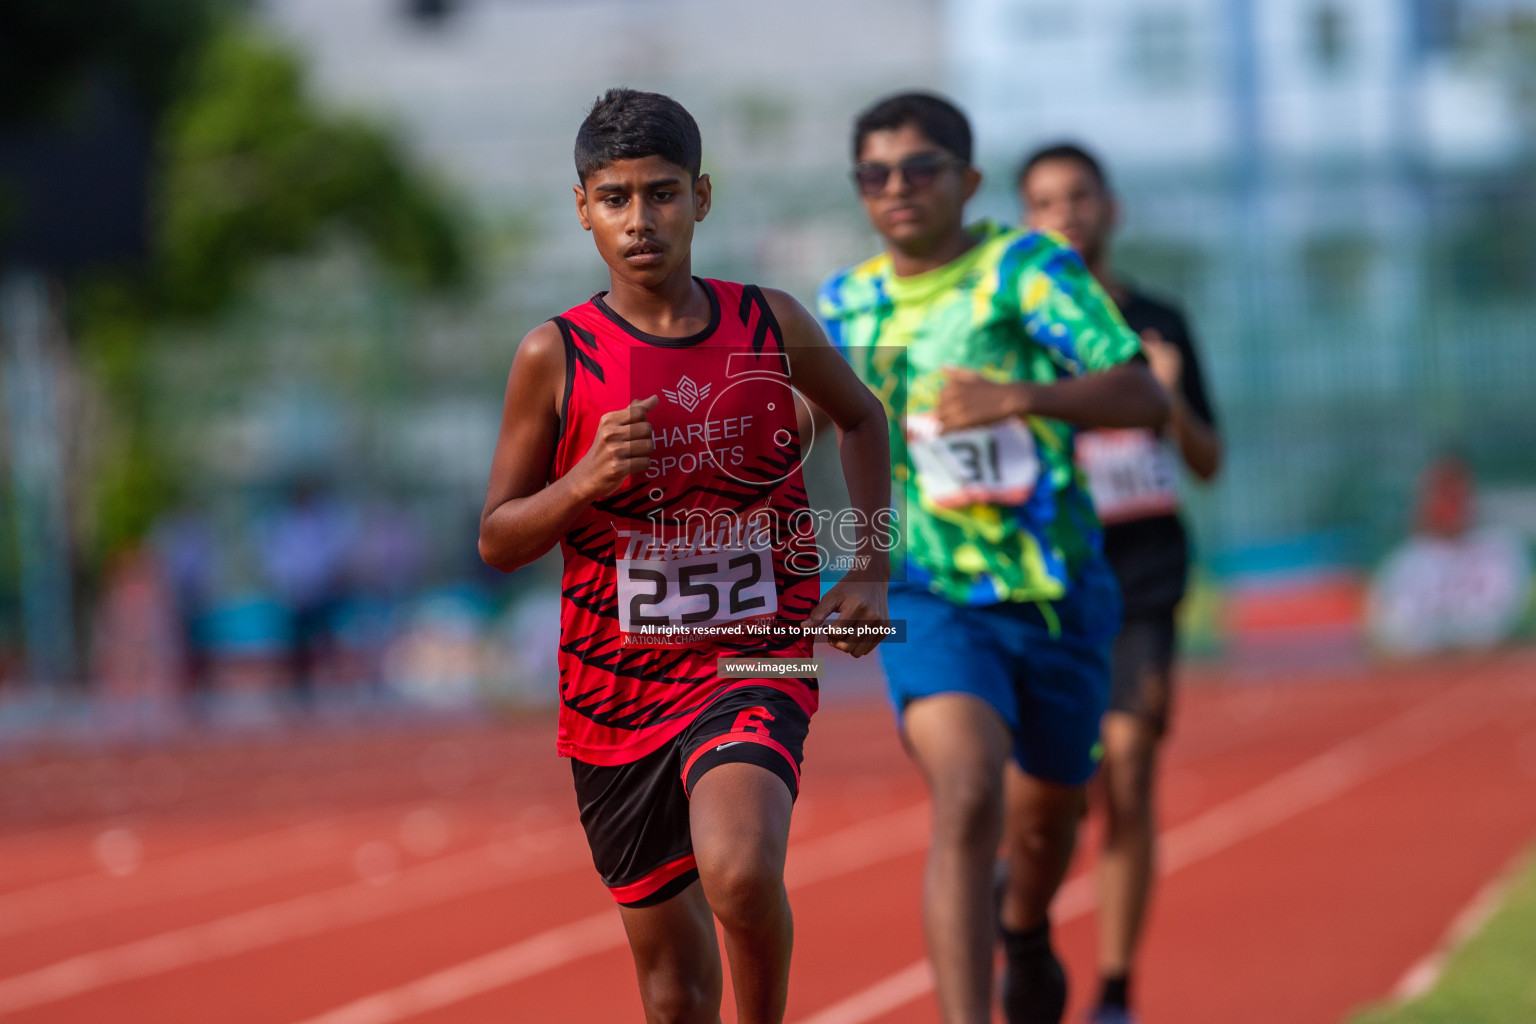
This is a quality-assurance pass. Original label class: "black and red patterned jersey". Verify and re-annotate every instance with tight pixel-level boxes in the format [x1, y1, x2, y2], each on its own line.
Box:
[548, 278, 820, 765]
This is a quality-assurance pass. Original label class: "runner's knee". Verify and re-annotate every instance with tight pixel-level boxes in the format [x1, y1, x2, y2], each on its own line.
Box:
[690, 762, 793, 931]
[1005, 781, 1082, 859]
[929, 767, 1005, 846]
[1103, 741, 1157, 817]
[1006, 813, 1059, 863]
[1102, 712, 1158, 800]
[637, 969, 717, 1024]
[700, 855, 786, 932]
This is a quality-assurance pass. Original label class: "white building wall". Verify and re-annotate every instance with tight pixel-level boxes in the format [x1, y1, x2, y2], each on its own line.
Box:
[261, 0, 945, 200]
[946, 0, 1531, 172]
[949, 0, 1229, 171]
[1254, 0, 1409, 161]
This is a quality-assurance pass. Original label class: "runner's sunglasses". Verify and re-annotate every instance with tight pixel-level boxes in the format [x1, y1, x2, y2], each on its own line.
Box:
[851, 152, 966, 197]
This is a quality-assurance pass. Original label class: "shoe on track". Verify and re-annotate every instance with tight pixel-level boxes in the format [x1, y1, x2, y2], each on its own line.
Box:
[999, 934, 1066, 1024]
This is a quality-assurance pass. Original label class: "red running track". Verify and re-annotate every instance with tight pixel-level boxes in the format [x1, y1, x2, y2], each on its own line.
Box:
[0, 650, 1533, 1023]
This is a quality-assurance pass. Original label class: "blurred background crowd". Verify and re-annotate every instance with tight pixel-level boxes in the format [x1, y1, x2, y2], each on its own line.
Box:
[2, 0, 1535, 730]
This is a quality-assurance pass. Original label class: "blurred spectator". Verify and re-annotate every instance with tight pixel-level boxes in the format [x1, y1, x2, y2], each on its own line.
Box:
[114, 491, 548, 717]
[348, 502, 428, 600]
[330, 501, 431, 692]
[1369, 455, 1533, 655]
[1416, 455, 1475, 538]
[484, 585, 561, 708]
[257, 480, 351, 700]
[151, 509, 219, 696]
[382, 587, 489, 708]
[89, 546, 183, 723]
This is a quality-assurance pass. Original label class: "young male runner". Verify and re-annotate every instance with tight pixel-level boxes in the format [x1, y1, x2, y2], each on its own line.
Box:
[479, 88, 891, 1024]
[1019, 143, 1223, 1024]
[819, 94, 1168, 1024]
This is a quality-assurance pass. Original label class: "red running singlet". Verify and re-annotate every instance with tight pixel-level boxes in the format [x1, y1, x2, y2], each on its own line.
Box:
[549, 279, 820, 764]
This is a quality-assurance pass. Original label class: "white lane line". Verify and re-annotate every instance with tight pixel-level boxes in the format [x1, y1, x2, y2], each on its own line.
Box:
[785, 803, 927, 889]
[0, 820, 348, 940]
[0, 823, 589, 1016]
[0, 797, 506, 940]
[1391, 849, 1531, 1001]
[794, 962, 933, 1024]
[290, 802, 935, 1024]
[294, 914, 625, 1024]
[793, 669, 1525, 1024]
[793, 869, 1093, 1024]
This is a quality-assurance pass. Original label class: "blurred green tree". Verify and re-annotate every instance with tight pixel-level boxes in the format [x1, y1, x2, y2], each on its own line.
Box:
[155, 26, 465, 315]
[3, 1, 468, 578]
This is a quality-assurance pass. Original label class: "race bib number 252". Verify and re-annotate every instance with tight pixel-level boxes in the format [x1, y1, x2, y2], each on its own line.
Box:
[617, 537, 778, 643]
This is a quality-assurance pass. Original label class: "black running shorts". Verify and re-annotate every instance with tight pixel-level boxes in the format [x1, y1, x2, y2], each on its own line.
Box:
[1107, 607, 1178, 735]
[570, 684, 810, 908]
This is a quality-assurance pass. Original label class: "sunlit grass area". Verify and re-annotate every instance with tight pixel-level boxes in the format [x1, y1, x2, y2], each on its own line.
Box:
[1349, 850, 1536, 1024]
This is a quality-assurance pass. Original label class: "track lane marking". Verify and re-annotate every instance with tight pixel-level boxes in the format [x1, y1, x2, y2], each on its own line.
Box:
[793, 668, 1529, 1024]
[287, 802, 935, 1024]
[1391, 848, 1532, 1001]
[0, 823, 589, 1015]
[0, 821, 350, 940]
[0, 799, 935, 1018]
[0, 798, 537, 940]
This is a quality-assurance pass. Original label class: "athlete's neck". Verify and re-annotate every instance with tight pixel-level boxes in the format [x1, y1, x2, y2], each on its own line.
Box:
[603, 262, 711, 337]
[887, 225, 979, 278]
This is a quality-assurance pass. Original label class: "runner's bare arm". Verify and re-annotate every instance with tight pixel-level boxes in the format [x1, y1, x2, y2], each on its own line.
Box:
[934, 361, 1169, 434]
[796, 398, 834, 445]
[766, 288, 892, 658]
[1142, 330, 1222, 480]
[1163, 382, 1221, 480]
[478, 322, 658, 572]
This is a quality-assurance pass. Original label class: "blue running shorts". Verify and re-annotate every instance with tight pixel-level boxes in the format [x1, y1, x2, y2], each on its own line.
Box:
[880, 554, 1122, 786]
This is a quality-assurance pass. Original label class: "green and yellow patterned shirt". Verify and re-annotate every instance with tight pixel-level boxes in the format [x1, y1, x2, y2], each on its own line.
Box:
[818, 221, 1142, 605]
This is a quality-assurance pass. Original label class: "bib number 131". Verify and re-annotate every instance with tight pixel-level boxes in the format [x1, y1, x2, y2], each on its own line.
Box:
[618, 544, 778, 638]
[906, 413, 1040, 509]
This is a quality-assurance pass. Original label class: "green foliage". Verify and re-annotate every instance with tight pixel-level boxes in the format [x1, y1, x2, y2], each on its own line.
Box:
[42, 17, 471, 564]
[89, 425, 181, 569]
[155, 28, 466, 315]
[72, 279, 172, 567]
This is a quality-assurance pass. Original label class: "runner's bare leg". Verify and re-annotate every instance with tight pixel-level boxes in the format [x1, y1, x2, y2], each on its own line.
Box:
[619, 882, 724, 1024]
[999, 764, 1085, 930]
[1096, 710, 1160, 977]
[691, 761, 796, 1024]
[902, 693, 1012, 1024]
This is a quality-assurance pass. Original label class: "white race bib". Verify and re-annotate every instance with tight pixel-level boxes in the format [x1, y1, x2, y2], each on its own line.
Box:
[906, 413, 1040, 509]
[1077, 429, 1180, 524]
[617, 535, 777, 642]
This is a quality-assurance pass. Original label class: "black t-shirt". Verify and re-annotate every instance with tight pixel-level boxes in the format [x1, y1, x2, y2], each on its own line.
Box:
[1092, 289, 1218, 614]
